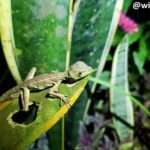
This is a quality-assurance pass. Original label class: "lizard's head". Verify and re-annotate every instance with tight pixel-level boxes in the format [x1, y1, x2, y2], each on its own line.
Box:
[68, 61, 93, 80]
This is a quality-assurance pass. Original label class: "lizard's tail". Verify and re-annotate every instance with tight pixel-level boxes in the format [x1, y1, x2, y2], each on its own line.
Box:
[0, 93, 12, 102]
[0, 88, 18, 102]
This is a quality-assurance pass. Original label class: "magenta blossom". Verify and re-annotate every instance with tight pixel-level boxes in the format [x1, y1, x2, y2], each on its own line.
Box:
[119, 12, 138, 33]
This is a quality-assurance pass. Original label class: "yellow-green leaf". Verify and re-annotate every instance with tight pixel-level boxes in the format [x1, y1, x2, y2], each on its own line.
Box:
[0, 76, 89, 150]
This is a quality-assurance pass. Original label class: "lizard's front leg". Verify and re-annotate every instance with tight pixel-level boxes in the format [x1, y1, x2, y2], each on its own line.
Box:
[19, 87, 30, 111]
[47, 81, 68, 105]
[25, 67, 37, 80]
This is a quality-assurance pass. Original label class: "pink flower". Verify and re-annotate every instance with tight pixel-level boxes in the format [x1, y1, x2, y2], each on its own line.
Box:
[119, 12, 138, 33]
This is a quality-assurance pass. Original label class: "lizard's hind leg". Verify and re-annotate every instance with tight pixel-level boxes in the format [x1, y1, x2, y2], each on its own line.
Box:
[19, 87, 30, 111]
[47, 81, 69, 105]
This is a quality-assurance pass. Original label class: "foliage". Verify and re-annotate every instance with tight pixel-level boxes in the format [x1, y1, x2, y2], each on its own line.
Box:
[0, 0, 150, 149]
[110, 35, 134, 141]
[0, 76, 90, 150]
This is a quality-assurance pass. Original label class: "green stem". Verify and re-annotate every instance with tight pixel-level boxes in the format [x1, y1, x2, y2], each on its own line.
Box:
[66, 0, 73, 70]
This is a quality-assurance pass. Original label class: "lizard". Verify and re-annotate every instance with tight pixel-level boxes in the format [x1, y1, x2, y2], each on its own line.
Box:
[0, 61, 93, 111]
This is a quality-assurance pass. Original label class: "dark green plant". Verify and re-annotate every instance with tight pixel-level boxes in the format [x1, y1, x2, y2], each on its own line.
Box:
[0, 0, 150, 149]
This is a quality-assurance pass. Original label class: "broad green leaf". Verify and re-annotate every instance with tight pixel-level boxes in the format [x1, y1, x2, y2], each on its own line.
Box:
[95, 0, 123, 81]
[110, 35, 134, 142]
[1, 1, 70, 149]
[67, 0, 124, 148]
[71, 0, 123, 68]
[0, 76, 90, 150]
[11, 0, 69, 77]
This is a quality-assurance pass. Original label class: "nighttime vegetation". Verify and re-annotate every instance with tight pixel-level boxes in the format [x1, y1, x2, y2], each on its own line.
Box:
[0, 0, 150, 149]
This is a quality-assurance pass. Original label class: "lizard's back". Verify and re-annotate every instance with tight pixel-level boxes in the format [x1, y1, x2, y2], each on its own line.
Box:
[0, 72, 67, 102]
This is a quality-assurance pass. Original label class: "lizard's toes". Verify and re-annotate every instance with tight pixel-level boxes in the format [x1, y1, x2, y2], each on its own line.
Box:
[60, 95, 67, 100]
[58, 95, 70, 107]
[62, 97, 71, 108]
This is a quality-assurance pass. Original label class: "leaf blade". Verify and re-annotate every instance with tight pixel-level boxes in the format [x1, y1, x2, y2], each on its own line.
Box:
[0, 76, 90, 150]
[110, 35, 134, 142]
[67, 0, 124, 148]
[12, 0, 69, 77]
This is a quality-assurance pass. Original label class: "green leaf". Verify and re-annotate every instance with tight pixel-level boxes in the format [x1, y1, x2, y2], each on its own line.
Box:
[71, 0, 123, 68]
[128, 30, 142, 45]
[93, 0, 124, 92]
[99, 71, 110, 83]
[0, 76, 90, 150]
[0, 0, 21, 82]
[133, 52, 144, 74]
[11, 0, 69, 77]
[110, 35, 134, 142]
[123, 0, 133, 12]
[67, 0, 124, 148]
[1, 1, 70, 149]
[133, 38, 148, 74]
[112, 30, 124, 46]
[113, 25, 142, 47]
